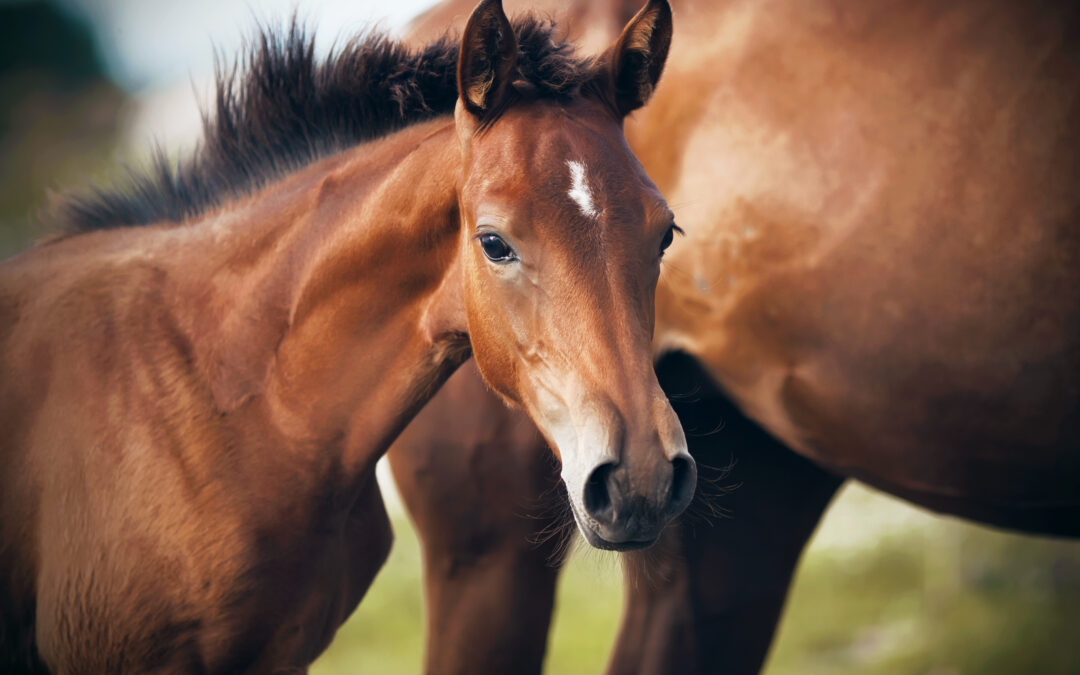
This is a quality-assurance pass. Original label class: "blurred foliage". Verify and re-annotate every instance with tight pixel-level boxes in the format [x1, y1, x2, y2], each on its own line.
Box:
[0, 0, 128, 256]
[0, 1, 106, 86]
[315, 484, 1080, 674]
[769, 500, 1080, 675]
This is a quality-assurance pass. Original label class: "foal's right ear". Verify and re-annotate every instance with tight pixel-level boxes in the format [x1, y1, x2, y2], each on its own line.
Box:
[457, 0, 518, 117]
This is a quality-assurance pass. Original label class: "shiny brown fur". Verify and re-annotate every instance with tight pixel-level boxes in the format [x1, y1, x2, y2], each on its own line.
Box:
[0, 2, 685, 671]
[390, 0, 1080, 672]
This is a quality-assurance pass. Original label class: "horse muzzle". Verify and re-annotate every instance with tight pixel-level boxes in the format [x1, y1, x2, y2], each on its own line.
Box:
[570, 452, 697, 551]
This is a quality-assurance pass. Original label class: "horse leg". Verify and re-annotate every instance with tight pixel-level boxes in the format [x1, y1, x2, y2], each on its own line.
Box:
[260, 470, 395, 671]
[387, 362, 569, 675]
[606, 353, 844, 675]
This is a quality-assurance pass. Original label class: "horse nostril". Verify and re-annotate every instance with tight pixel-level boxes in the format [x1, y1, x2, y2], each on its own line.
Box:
[583, 462, 616, 520]
[667, 455, 696, 515]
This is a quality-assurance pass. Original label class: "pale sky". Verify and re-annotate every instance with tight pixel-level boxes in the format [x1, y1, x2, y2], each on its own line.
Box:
[53, 0, 442, 93]
[10, 0, 444, 153]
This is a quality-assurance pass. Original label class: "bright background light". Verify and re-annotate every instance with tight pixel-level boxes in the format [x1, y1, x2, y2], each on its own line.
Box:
[51, 0, 442, 92]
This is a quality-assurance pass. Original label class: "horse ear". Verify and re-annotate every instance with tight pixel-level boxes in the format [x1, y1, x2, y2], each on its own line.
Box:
[457, 0, 518, 116]
[604, 0, 672, 116]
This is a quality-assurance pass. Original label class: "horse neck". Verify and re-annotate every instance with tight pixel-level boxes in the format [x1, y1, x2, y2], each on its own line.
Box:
[173, 117, 467, 478]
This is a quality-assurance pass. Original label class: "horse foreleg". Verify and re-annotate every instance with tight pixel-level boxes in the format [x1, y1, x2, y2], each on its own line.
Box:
[606, 355, 844, 675]
[387, 363, 569, 675]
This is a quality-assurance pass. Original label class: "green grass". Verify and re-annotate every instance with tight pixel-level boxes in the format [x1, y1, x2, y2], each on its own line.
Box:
[544, 550, 625, 675]
[768, 506, 1080, 675]
[315, 483, 1080, 674]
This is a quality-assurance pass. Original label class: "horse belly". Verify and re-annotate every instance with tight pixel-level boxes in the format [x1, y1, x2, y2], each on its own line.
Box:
[651, 0, 1080, 533]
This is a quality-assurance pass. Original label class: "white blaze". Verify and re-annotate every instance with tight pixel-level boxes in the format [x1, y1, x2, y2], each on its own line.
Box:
[567, 160, 599, 219]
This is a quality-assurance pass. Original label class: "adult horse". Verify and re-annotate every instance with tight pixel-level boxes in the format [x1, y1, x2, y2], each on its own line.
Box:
[390, 0, 1080, 673]
[0, 1, 689, 671]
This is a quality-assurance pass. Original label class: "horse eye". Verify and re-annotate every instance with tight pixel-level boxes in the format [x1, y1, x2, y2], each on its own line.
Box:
[479, 233, 516, 263]
[659, 224, 677, 257]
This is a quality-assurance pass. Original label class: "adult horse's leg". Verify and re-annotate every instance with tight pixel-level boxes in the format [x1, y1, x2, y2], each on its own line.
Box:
[388, 362, 569, 675]
[606, 354, 844, 675]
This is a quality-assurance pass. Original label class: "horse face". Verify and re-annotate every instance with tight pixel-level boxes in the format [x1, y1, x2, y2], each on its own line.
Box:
[454, 0, 695, 550]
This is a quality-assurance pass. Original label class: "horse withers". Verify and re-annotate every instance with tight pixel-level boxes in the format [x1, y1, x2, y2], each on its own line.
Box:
[0, 1, 690, 671]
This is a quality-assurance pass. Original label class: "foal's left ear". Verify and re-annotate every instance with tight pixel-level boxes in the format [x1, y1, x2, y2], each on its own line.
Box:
[457, 0, 518, 117]
[603, 0, 673, 116]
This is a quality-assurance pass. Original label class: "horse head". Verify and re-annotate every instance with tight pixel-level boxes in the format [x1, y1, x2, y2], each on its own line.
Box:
[449, 0, 694, 550]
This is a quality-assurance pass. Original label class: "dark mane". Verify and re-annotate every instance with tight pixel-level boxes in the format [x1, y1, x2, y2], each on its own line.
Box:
[60, 16, 596, 232]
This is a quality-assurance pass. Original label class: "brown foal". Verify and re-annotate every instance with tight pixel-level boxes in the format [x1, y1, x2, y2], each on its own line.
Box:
[392, 0, 1080, 673]
[0, 1, 689, 671]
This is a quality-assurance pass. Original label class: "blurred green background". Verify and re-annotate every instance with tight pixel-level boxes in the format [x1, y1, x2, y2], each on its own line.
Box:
[312, 481, 1080, 675]
[3, 2, 1078, 673]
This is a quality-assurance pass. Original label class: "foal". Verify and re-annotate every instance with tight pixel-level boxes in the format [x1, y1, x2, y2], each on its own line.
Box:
[0, 1, 690, 671]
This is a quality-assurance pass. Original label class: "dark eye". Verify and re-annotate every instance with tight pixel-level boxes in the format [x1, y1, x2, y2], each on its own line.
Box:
[659, 224, 680, 257]
[479, 233, 516, 263]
